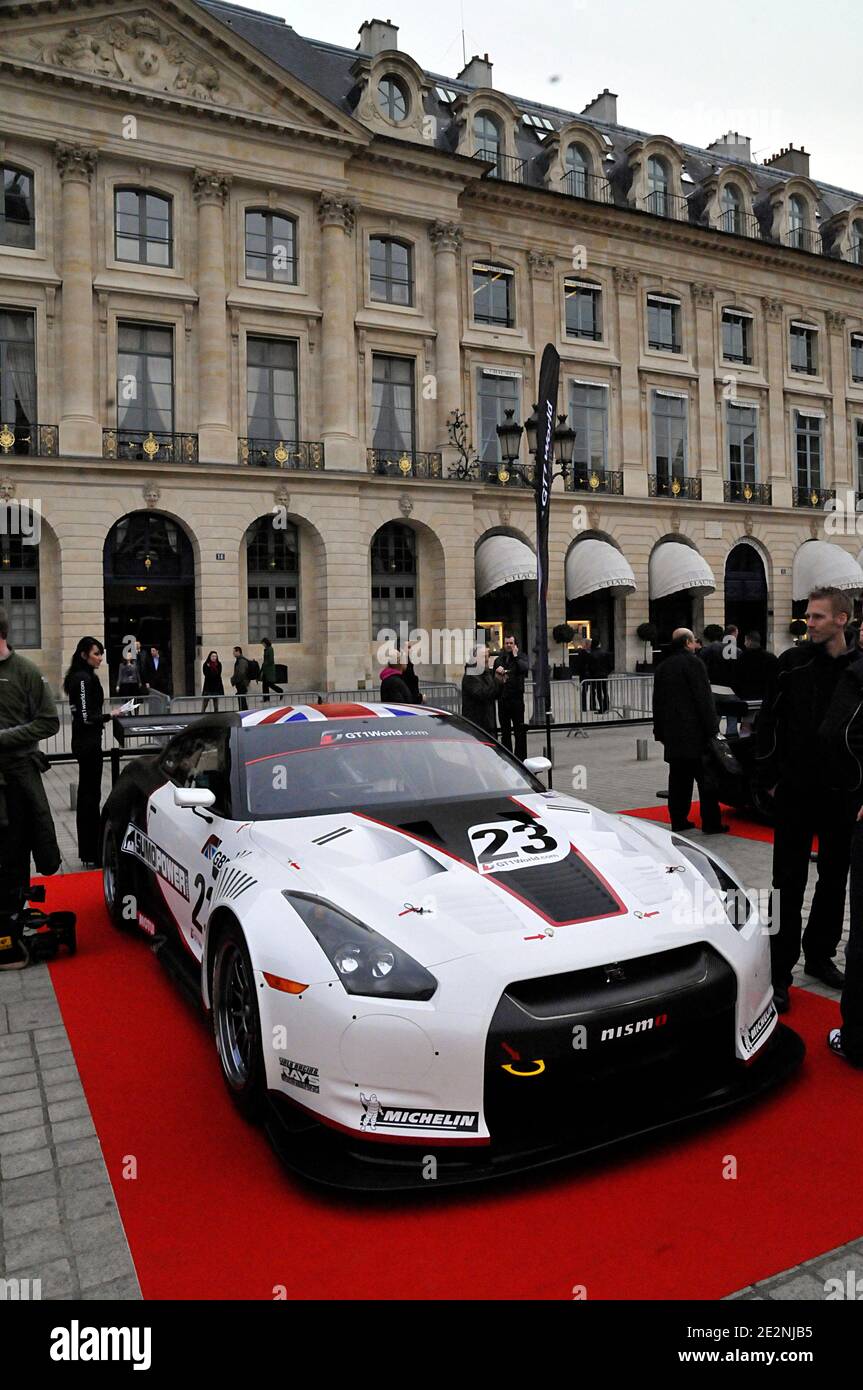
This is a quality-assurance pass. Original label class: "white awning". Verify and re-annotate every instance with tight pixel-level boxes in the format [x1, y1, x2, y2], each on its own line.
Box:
[475, 535, 537, 598]
[649, 541, 715, 600]
[566, 538, 637, 601]
[793, 540, 863, 601]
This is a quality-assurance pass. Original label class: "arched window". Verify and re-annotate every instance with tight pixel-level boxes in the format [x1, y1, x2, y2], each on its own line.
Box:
[0, 503, 39, 647]
[852, 218, 863, 265]
[647, 156, 670, 216]
[371, 523, 417, 635]
[565, 143, 590, 198]
[370, 237, 413, 305]
[788, 194, 807, 249]
[721, 182, 743, 234]
[378, 75, 409, 122]
[245, 209, 298, 284]
[115, 189, 172, 266]
[2, 165, 35, 250]
[246, 516, 300, 642]
[473, 111, 502, 176]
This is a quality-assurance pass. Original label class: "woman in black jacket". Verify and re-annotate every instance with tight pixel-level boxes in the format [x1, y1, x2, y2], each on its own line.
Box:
[201, 651, 224, 712]
[63, 636, 116, 867]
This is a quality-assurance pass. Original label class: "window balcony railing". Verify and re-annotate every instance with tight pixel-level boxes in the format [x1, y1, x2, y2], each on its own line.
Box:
[472, 460, 535, 488]
[715, 209, 761, 239]
[784, 228, 822, 254]
[474, 148, 528, 185]
[366, 449, 443, 479]
[648, 338, 682, 354]
[724, 479, 772, 504]
[103, 428, 198, 464]
[0, 422, 58, 457]
[560, 171, 613, 204]
[793, 485, 835, 508]
[648, 473, 701, 500]
[641, 191, 689, 222]
[565, 467, 624, 495]
[240, 438, 324, 470]
[849, 241, 863, 265]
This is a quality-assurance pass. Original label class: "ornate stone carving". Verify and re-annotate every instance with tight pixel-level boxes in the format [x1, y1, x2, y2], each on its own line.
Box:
[761, 296, 784, 322]
[669, 510, 680, 533]
[744, 514, 754, 536]
[809, 517, 819, 539]
[317, 193, 356, 235]
[399, 493, 414, 518]
[428, 220, 462, 254]
[55, 143, 97, 183]
[826, 310, 847, 333]
[588, 505, 601, 531]
[274, 486, 291, 511]
[691, 282, 715, 308]
[527, 250, 555, 279]
[10, 14, 249, 108]
[612, 266, 639, 294]
[192, 170, 230, 206]
[0, 477, 16, 502]
[142, 480, 161, 509]
[498, 504, 512, 528]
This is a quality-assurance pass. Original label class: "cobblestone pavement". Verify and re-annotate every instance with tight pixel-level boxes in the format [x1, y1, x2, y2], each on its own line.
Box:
[0, 729, 858, 1301]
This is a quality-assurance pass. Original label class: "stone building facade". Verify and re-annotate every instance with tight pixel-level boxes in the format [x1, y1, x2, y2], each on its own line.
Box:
[2, 0, 863, 694]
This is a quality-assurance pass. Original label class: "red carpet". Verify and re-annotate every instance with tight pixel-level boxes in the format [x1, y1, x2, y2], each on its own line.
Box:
[623, 803, 775, 844]
[46, 873, 861, 1302]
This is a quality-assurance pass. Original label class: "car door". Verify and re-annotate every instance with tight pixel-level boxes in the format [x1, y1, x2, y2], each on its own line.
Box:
[147, 729, 233, 961]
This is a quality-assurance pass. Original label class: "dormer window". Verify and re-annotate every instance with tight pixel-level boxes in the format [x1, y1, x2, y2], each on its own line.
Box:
[564, 144, 591, 199]
[646, 156, 670, 217]
[473, 112, 503, 178]
[852, 219, 863, 266]
[786, 194, 820, 252]
[2, 166, 34, 250]
[721, 183, 744, 235]
[378, 75, 409, 122]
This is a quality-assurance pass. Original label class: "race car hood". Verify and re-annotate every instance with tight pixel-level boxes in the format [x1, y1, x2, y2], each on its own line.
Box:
[247, 793, 721, 969]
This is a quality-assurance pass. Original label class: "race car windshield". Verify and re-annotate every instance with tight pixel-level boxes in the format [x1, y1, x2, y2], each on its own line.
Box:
[241, 716, 538, 817]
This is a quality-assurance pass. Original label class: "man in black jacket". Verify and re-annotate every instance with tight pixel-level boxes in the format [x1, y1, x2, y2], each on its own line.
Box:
[493, 634, 529, 760]
[756, 586, 859, 1012]
[461, 646, 498, 736]
[0, 606, 61, 893]
[653, 628, 727, 835]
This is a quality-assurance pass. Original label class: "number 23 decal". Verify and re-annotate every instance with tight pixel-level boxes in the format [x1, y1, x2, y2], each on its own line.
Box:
[468, 818, 568, 874]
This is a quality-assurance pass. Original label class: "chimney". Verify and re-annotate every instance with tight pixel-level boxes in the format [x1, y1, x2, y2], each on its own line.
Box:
[457, 53, 493, 88]
[581, 89, 617, 125]
[707, 131, 751, 163]
[356, 18, 399, 55]
[763, 144, 810, 178]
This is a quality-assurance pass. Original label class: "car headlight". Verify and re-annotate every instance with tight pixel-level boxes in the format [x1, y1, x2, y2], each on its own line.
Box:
[283, 892, 438, 1001]
[671, 837, 753, 931]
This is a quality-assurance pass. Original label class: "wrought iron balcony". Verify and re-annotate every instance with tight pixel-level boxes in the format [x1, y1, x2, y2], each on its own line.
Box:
[474, 148, 528, 184]
[103, 429, 198, 464]
[366, 449, 443, 479]
[648, 473, 701, 500]
[724, 479, 773, 504]
[641, 191, 689, 221]
[477, 459, 535, 488]
[566, 468, 624, 495]
[715, 209, 761, 239]
[793, 485, 835, 508]
[850, 240, 863, 266]
[0, 422, 58, 457]
[784, 228, 822, 254]
[560, 170, 612, 204]
[240, 438, 324, 470]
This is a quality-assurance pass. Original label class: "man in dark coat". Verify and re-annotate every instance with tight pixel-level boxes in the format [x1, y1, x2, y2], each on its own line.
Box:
[0, 606, 61, 896]
[461, 647, 498, 736]
[492, 634, 529, 760]
[736, 631, 777, 702]
[653, 627, 727, 835]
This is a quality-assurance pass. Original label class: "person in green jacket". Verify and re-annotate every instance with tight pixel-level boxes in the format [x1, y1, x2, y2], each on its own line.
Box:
[0, 605, 62, 891]
[260, 637, 284, 703]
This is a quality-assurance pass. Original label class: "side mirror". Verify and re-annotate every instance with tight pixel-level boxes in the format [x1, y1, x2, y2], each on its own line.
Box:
[524, 756, 552, 775]
[174, 787, 216, 810]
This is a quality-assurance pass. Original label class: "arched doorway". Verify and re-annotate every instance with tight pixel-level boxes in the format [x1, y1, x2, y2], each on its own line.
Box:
[474, 531, 536, 657]
[648, 537, 715, 648]
[103, 511, 196, 696]
[725, 542, 768, 641]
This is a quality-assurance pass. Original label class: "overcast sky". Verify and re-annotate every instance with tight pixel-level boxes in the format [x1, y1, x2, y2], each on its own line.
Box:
[224, 0, 863, 192]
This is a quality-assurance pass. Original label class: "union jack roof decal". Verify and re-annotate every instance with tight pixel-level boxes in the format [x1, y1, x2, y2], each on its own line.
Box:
[239, 703, 443, 725]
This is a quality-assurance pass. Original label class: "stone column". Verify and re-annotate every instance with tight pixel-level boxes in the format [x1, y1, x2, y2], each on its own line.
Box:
[762, 297, 792, 508]
[827, 310, 850, 491]
[428, 221, 463, 455]
[56, 145, 101, 456]
[318, 193, 360, 471]
[193, 170, 234, 464]
[691, 283, 722, 503]
[613, 267, 647, 498]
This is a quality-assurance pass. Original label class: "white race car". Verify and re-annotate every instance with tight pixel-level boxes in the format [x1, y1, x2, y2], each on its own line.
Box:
[101, 702, 803, 1189]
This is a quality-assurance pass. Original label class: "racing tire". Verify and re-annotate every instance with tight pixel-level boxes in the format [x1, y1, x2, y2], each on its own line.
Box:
[102, 821, 132, 930]
[211, 920, 267, 1122]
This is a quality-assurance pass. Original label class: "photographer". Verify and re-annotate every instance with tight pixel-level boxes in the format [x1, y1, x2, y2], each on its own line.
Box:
[493, 633, 529, 760]
[0, 605, 62, 895]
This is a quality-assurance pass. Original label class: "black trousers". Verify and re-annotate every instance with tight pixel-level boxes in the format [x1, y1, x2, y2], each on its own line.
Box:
[498, 699, 527, 761]
[262, 679, 284, 701]
[73, 741, 104, 863]
[667, 756, 723, 832]
[201, 696, 221, 713]
[841, 821, 863, 1061]
[770, 784, 854, 990]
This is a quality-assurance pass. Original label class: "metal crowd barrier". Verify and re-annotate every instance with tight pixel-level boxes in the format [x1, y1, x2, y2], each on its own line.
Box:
[524, 675, 654, 728]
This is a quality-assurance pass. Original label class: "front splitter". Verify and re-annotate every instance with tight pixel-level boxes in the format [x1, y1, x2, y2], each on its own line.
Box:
[263, 1023, 805, 1193]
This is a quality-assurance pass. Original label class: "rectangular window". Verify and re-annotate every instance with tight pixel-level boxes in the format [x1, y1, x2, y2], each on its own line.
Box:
[117, 323, 174, 433]
[0, 309, 36, 426]
[652, 392, 687, 480]
[569, 382, 608, 474]
[647, 296, 681, 353]
[473, 263, 515, 327]
[727, 403, 758, 483]
[370, 238, 413, 305]
[857, 420, 863, 493]
[790, 322, 818, 375]
[371, 582, 416, 635]
[1, 166, 35, 250]
[851, 333, 863, 383]
[246, 336, 298, 442]
[115, 190, 172, 267]
[564, 280, 602, 340]
[795, 411, 822, 490]
[372, 355, 415, 456]
[245, 211, 297, 285]
[722, 310, 753, 365]
[3, 582, 39, 647]
[248, 584, 298, 642]
[477, 370, 520, 462]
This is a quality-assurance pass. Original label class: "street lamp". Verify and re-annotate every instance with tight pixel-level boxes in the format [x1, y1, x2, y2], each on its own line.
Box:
[495, 409, 576, 485]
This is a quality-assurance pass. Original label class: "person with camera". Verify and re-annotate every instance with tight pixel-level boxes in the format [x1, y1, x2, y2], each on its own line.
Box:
[0, 605, 62, 897]
[493, 633, 529, 760]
